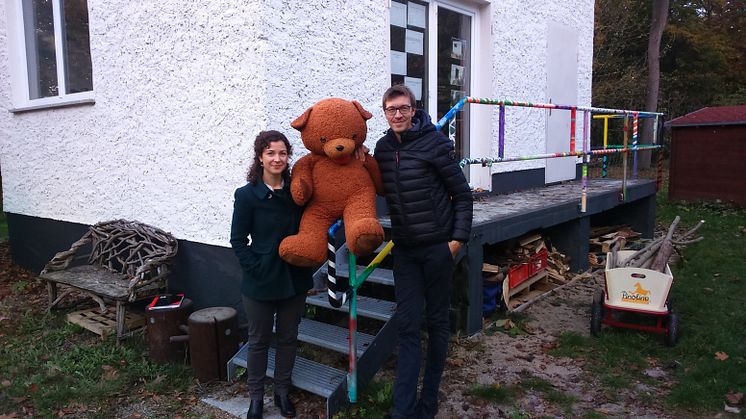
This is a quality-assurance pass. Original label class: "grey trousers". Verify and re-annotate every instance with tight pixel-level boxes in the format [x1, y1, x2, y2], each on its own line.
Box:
[242, 293, 306, 400]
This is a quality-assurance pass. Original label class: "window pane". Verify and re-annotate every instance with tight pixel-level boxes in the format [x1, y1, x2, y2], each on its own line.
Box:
[437, 7, 471, 160]
[23, 0, 58, 99]
[62, 0, 93, 93]
[389, 0, 428, 111]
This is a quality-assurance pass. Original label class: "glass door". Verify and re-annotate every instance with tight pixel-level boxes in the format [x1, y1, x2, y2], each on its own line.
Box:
[436, 4, 472, 162]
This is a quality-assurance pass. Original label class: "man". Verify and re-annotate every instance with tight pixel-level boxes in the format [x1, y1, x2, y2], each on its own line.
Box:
[374, 85, 473, 418]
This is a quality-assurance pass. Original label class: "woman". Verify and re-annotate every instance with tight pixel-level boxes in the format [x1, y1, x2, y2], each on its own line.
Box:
[230, 130, 312, 419]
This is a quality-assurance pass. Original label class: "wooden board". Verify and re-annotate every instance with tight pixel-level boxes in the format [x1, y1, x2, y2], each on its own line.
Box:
[504, 271, 555, 311]
[66, 308, 146, 339]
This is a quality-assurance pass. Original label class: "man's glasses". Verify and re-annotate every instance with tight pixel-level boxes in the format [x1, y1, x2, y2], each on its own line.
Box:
[384, 105, 413, 117]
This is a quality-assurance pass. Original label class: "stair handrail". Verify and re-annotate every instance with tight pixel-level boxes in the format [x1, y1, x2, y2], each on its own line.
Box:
[346, 240, 394, 404]
[324, 219, 395, 403]
[326, 220, 349, 308]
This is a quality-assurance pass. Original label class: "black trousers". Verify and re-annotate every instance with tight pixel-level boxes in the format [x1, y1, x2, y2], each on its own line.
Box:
[242, 293, 306, 400]
[391, 242, 454, 419]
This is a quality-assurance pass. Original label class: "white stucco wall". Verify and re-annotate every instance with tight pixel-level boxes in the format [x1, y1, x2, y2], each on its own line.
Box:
[489, 0, 594, 173]
[260, 1, 391, 139]
[0, 0, 389, 246]
[0, 0, 593, 247]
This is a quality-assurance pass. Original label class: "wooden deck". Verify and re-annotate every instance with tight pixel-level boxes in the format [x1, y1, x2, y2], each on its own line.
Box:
[464, 177, 657, 334]
[472, 178, 655, 243]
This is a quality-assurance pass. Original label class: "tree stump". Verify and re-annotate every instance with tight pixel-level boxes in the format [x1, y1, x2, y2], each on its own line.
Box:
[146, 298, 193, 363]
[188, 307, 239, 382]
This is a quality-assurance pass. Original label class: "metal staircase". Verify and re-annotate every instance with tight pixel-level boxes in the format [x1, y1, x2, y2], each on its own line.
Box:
[227, 241, 398, 418]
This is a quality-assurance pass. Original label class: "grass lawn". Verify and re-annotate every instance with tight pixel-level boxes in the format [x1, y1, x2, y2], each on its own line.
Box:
[551, 191, 746, 414]
[0, 309, 195, 417]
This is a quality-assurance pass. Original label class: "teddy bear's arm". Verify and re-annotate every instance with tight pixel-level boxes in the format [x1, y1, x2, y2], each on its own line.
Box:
[290, 154, 315, 206]
[362, 155, 384, 196]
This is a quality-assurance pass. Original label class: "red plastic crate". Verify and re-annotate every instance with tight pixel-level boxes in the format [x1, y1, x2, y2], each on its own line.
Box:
[508, 263, 530, 288]
[528, 248, 548, 277]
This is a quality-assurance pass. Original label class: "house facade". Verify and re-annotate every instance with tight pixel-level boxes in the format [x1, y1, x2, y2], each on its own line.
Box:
[1, 0, 594, 311]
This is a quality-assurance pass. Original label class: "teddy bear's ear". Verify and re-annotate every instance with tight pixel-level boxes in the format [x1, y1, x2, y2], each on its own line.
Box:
[291, 107, 313, 131]
[352, 100, 373, 121]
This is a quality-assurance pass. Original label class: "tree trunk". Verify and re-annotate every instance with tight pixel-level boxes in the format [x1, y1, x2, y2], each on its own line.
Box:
[639, 0, 669, 169]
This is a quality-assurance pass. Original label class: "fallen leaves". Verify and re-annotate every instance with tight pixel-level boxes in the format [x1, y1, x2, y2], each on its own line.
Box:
[726, 391, 744, 406]
[150, 375, 166, 385]
[101, 365, 119, 381]
[714, 351, 729, 361]
[447, 358, 466, 368]
[724, 404, 741, 414]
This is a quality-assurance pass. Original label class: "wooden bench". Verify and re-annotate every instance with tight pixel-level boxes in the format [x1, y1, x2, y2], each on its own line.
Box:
[40, 219, 178, 341]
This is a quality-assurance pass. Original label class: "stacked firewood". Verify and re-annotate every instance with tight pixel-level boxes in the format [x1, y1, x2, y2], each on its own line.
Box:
[546, 247, 572, 284]
[483, 234, 547, 277]
[609, 216, 705, 271]
[589, 226, 642, 252]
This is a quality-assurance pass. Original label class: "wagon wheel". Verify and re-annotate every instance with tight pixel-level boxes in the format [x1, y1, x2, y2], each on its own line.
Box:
[590, 289, 604, 337]
[665, 312, 680, 346]
[665, 296, 674, 313]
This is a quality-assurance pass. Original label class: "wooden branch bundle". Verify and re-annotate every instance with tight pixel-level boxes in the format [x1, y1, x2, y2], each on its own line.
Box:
[614, 217, 704, 272]
[41, 219, 179, 298]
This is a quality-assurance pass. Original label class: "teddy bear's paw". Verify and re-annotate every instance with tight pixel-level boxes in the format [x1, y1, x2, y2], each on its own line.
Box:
[290, 180, 312, 206]
[281, 253, 320, 268]
[350, 233, 384, 258]
[280, 237, 326, 267]
[346, 218, 384, 257]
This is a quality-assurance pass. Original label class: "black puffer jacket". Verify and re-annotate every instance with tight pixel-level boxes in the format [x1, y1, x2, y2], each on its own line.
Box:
[374, 110, 473, 246]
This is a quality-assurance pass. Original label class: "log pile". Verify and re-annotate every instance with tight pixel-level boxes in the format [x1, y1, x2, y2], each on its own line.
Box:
[589, 225, 642, 253]
[482, 234, 545, 279]
[609, 216, 705, 271]
[483, 234, 573, 286]
[546, 247, 572, 284]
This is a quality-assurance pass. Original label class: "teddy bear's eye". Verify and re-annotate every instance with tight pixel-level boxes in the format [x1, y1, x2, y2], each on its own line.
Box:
[320, 137, 327, 143]
[352, 134, 358, 140]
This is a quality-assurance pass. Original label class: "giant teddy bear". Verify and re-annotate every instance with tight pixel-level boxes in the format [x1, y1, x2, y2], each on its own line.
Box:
[279, 98, 384, 267]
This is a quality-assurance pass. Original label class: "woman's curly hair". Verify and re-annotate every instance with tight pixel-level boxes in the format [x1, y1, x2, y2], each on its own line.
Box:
[246, 130, 293, 185]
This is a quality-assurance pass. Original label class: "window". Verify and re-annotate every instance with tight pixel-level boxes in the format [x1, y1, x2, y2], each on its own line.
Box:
[389, 0, 473, 160]
[6, 0, 94, 111]
[389, 0, 429, 110]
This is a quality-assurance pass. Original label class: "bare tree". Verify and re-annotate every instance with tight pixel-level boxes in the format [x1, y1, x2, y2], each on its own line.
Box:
[640, 0, 669, 168]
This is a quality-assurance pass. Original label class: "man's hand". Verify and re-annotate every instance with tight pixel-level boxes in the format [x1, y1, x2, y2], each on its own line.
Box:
[354, 145, 370, 162]
[447, 240, 462, 259]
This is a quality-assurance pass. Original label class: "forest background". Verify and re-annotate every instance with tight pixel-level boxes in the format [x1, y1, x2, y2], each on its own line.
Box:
[593, 0, 746, 120]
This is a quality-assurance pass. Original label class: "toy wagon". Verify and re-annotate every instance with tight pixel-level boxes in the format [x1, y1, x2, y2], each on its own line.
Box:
[590, 250, 680, 346]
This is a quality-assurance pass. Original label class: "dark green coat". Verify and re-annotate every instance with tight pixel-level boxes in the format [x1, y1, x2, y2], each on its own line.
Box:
[230, 182, 312, 301]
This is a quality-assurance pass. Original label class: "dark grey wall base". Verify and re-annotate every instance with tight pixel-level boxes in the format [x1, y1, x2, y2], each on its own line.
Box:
[6, 213, 246, 322]
[6, 213, 89, 273]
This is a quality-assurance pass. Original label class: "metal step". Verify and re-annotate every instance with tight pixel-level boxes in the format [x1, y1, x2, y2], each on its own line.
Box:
[305, 293, 396, 322]
[319, 264, 395, 287]
[229, 344, 345, 399]
[297, 318, 375, 356]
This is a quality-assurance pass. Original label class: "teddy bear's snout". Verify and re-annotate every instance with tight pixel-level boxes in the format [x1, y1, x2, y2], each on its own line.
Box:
[322, 137, 357, 162]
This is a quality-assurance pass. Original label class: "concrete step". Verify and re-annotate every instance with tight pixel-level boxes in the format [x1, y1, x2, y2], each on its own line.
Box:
[305, 293, 396, 322]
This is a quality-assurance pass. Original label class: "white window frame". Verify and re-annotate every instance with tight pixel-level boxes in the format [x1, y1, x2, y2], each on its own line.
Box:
[5, 0, 95, 113]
